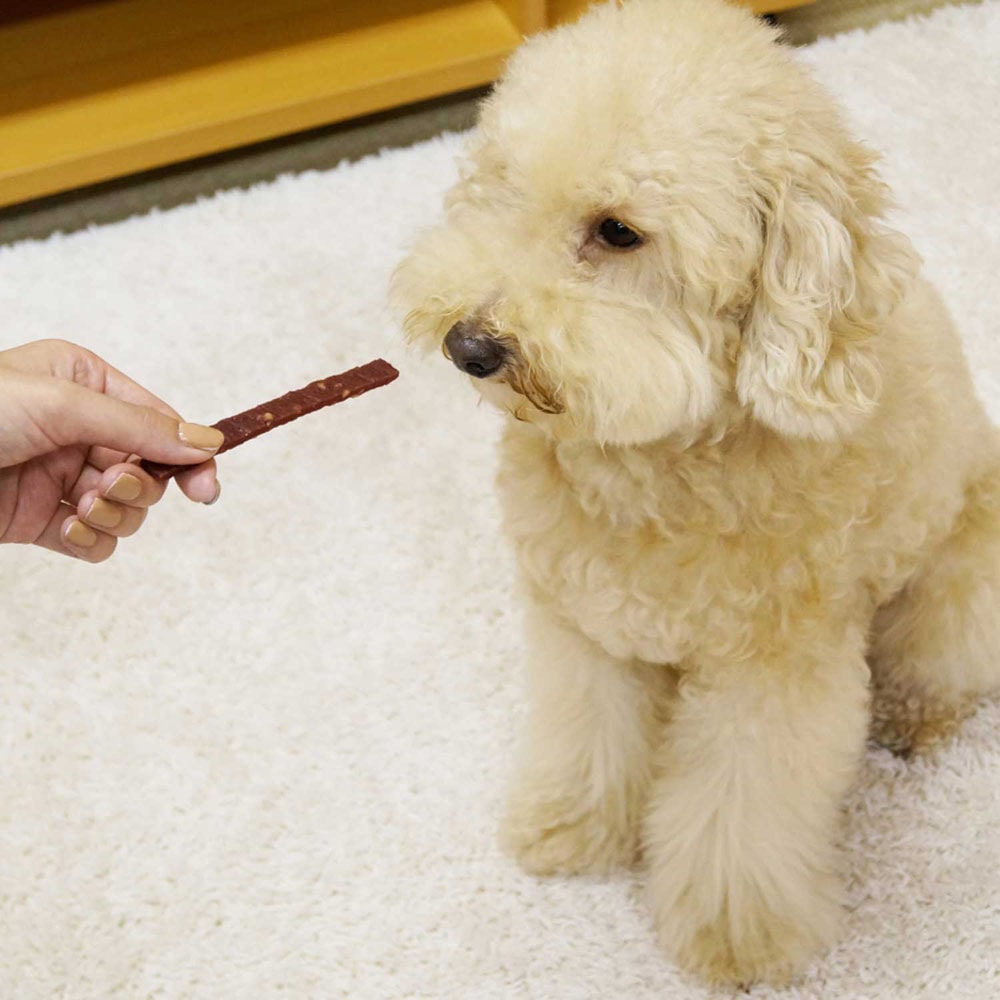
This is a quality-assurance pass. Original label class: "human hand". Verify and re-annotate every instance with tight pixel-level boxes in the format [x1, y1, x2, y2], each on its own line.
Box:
[0, 339, 222, 562]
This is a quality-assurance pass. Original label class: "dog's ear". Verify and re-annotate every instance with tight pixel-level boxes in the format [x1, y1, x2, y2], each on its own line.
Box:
[736, 143, 917, 440]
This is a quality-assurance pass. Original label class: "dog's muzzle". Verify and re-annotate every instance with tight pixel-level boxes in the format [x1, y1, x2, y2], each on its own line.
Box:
[444, 321, 508, 379]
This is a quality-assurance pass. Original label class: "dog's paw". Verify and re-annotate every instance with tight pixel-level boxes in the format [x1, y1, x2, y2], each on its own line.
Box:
[666, 912, 822, 988]
[870, 684, 972, 757]
[650, 868, 842, 987]
[500, 794, 638, 876]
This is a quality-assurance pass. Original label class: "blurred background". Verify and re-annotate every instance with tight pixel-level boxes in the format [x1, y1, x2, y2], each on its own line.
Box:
[0, 0, 968, 245]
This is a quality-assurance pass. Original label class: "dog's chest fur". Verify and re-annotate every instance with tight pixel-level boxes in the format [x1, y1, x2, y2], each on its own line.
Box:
[496, 419, 958, 667]
[497, 423, 777, 664]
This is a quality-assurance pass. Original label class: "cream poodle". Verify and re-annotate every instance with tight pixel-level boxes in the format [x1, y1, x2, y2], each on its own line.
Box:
[392, 0, 1000, 985]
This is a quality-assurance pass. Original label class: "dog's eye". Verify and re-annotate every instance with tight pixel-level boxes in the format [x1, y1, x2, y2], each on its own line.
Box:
[597, 218, 642, 249]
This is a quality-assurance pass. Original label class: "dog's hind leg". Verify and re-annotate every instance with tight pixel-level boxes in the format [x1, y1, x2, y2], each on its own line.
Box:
[499, 599, 674, 875]
[870, 460, 1000, 755]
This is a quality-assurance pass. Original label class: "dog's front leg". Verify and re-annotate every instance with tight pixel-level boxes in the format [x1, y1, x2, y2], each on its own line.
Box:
[500, 599, 673, 876]
[643, 630, 870, 986]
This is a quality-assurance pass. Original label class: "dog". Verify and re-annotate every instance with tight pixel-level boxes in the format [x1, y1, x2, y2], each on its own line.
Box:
[392, 0, 1000, 985]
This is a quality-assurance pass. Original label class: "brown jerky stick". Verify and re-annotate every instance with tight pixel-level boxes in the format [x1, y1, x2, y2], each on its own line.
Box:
[140, 359, 399, 481]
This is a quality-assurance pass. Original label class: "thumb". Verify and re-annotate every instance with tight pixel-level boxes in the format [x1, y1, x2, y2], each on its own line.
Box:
[40, 375, 224, 464]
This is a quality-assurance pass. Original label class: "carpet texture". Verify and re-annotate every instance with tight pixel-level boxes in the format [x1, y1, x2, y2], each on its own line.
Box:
[774, 0, 972, 44]
[1, 3, 998, 997]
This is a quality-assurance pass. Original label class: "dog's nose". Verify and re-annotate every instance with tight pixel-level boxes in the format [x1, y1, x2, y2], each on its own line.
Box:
[444, 322, 507, 379]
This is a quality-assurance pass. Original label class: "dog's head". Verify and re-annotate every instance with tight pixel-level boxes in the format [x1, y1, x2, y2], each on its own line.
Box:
[392, 0, 917, 446]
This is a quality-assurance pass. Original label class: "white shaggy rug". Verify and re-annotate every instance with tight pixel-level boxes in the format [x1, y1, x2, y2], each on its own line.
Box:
[1, 3, 999, 997]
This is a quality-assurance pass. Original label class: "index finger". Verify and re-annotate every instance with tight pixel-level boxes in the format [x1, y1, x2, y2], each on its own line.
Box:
[100, 363, 185, 422]
[1, 340, 186, 422]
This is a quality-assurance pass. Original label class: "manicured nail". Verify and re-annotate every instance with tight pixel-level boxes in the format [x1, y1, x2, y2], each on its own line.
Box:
[202, 481, 222, 506]
[64, 519, 97, 548]
[106, 472, 142, 502]
[85, 497, 123, 529]
[178, 422, 225, 452]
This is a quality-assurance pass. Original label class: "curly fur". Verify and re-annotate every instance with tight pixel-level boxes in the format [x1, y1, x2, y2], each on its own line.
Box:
[392, 0, 1000, 986]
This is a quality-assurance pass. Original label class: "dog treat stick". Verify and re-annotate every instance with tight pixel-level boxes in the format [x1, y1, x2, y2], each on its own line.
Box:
[140, 359, 399, 481]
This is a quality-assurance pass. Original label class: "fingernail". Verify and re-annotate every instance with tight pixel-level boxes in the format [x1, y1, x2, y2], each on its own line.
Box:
[85, 497, 123, 529]
[64, 519, 97, 549]
[202, 481, 222, 506]
[106, 472, 142, 502]
[178, 422, 225, 452]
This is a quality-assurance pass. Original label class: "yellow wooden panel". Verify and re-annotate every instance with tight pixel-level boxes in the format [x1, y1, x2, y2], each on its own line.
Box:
[0, 0, 522, 207]
[499, 0, 547, 32]
[1, 0, 501, 84]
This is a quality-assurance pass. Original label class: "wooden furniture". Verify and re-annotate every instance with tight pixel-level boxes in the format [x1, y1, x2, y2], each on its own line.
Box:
[0, 0, 815, 209]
